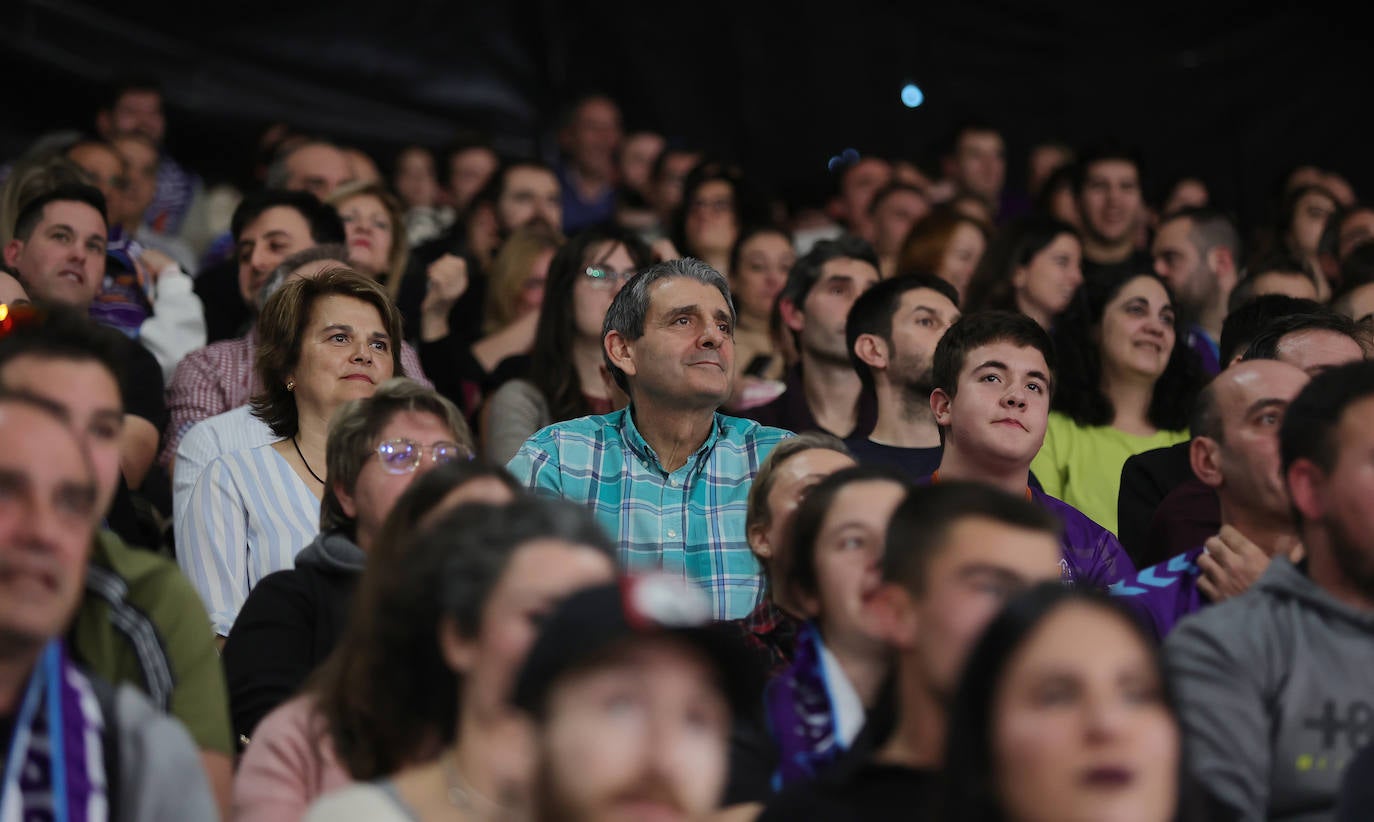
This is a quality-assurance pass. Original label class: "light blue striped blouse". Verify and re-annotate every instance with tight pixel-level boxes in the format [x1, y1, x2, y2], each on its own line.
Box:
[177, 442, 321, 636]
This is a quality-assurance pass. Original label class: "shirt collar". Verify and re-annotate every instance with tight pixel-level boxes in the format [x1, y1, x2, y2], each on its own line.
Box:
[618, 405, 723, 471]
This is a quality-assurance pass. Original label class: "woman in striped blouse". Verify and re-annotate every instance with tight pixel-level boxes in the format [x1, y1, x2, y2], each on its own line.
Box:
[178, 267, 405, 639]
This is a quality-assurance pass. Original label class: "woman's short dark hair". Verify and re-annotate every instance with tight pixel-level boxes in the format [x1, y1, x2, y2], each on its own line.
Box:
[250, 266, 406, 438]
[311, 495, 610, 780]
[963, 216, 1080, 314]
[1050, 270, 1203, 430]
[527, 226, 651, 422]
[941, 583, 1202, 822]
[783, 465, 911, 607]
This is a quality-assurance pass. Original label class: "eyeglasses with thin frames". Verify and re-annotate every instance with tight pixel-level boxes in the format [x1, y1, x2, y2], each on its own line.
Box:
[374, 438, 472, 474]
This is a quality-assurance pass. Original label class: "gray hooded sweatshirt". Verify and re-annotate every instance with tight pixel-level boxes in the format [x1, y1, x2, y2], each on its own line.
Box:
[1165, 558, 1374, 821]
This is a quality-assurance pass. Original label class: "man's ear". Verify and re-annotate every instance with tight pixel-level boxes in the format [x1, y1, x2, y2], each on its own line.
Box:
[438, 617, 478, 674]
[1286, 459, 1328, 524]
[778, 297, 806, 335]
[931, 387, 954, 427]
[867, 583, 919, 651]
[747, 520, 773, 562]
[1207, 246, 1238, 292]
[604, 330, 636, 381]
[3, 239, 24, 269]
[1190, 436, 1225, 488]
[854, 333, 889, 373]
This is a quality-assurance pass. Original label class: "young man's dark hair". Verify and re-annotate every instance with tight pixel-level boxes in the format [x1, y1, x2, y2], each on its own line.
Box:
[1336, 243, 1374, 298]
[845, 274, 959, 392]
[467, 158, 558, 212]
[883, 481, 1061, 594]
[1071, 140, 1146, 195]
[930, 310, 1057, 401]
[1218, 294, 1324, 365]
[228, 188, 346, 245]
[1241, 311, 1364, 363]
[774, 235, 880, 347]
[866, 181, 928, 217]
[1228, 253, 1320, 313]
[12, 182, 108, 241]
[1281, 360, 1374, 513]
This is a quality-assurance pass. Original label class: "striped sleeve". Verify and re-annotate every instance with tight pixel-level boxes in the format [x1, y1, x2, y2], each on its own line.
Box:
[178, 454, 252, 636]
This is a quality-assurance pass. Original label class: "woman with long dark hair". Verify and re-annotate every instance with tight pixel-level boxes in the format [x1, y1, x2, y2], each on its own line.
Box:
[1032, 270, 1203, 535]
[942, 583, 1203, 822]
[963, 216, 1083, 330]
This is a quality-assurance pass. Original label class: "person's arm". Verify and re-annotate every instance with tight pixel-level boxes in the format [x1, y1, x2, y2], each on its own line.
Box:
[505, 435, 564, 497]
[482, 381, 550, 465]
[232, 700, 336, 822]
[121, 414, 161, 490]
[1164, 611, 1271, 819]
[221, 571, 319, 744]
[177, 456, 252, 637]
[137, 252, 208, 382]
[469, 310, 539, 374]
[1116, 452, 1157, 566]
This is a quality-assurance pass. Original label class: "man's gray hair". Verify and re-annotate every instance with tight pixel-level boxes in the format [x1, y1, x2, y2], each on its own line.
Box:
[265, 139, 341, 190]
[256, 243, 350, 312]
[601, 257, 736, 393]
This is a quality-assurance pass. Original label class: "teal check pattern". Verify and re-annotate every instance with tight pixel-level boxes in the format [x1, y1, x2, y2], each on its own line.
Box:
[507, 407, 793, 620]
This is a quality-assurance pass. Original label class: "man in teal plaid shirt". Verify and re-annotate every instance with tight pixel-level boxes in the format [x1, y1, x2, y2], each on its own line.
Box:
[508, 257, 794, 619]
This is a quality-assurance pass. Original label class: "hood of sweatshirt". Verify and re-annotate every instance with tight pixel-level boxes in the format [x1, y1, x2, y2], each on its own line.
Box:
[294, 529, 366, 574]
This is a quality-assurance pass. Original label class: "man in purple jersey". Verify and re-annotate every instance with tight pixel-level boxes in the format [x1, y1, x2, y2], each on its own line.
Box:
[1113, 359, 1309, 640]
[925, 311, 1135, 589]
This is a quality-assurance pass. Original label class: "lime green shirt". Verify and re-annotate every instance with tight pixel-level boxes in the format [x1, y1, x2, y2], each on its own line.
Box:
[1031, 411, 1190, 536]
[69, 530, 234, 755]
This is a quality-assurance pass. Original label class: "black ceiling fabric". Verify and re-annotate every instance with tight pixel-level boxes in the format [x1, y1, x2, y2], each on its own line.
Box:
[5, 0, 1366, 233]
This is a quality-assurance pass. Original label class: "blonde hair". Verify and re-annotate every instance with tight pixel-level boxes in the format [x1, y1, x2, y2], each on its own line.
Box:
[328, 181, 409, 296]
[482, 223, 564, 333]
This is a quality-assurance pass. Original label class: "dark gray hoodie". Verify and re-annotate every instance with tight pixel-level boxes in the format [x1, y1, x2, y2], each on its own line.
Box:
[1166, 558, 1374, 821]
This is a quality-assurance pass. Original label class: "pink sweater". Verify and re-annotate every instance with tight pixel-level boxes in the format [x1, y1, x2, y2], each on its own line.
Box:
[231, 695, 354, 822]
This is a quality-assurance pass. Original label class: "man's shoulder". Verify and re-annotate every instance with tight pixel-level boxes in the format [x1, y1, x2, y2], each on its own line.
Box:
[1034, 489, 1110, 536]
[89, 530, 205, 615]
[714, 413, 794, 449]
[523, 410, 626, 450]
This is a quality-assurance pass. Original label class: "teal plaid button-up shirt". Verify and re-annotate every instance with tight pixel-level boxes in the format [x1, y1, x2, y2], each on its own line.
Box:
[507, 407, 793, 620]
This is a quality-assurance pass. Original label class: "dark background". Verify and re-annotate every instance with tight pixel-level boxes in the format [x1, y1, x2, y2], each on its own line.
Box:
[5, 0, 1366, 234]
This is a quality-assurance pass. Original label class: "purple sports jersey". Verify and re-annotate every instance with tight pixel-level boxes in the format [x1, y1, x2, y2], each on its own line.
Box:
[1110, 546, 1206, 641]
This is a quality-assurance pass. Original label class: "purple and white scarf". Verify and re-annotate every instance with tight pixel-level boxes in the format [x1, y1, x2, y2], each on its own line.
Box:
[1, 641, 108, 822]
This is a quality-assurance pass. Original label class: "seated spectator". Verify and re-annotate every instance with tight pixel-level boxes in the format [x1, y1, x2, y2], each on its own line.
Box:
[758, 482, 1063, 821]
[1034, 270, 1204, 535]
[327, 180, 409, 295]
[0, 303, 235, 813]
[868, 182, 931, 278]
[929, 311, 1135, 587]
[222, 378, 479, 742]
[764, 466, 910, 788]
[732, 432, 855, 674]
[0, 390, 216, 820]
[391, 145, 451, 247]
[744, 236, 881, 438]
[1332, 242, 1374, 325]
[1072, 142, 1154, 281]
[480, 226, 651, 462]
[501, 576, 758, 822]
[1277, 183, 1340, 298]
[178, 268, 405, 637]
[1112, 359, 1309, 640]
[963, 215, 1083, 330]
[555, 94, 622, 233]
[1151, 207, 1242, 376]
[673, 160, 760, 277]
[1166, 360, 1374, 819]
[508, 257, 793, 618]
[942, 584, 1199, 822]
[727, 225, 795, 393]
[245, 499, 616, 821]
[846, 274, 961, 479]
[1241, 309, 1368, 375]
[3, 183, 168, 494]
[895, 206, 989, 303]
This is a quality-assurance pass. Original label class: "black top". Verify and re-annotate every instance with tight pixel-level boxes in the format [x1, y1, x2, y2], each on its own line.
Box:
[121, 336, 168, 436]
[395, 234, 487, 345]
[220, 564, 357, 743]
[845, 439, 943, 482]
[739, 365, 879, 439]
[757, 761, 939, 821]
[1117, 441, 1195, 567]
[1081, 250, 1155, 282]
[193, 258, 251, 344]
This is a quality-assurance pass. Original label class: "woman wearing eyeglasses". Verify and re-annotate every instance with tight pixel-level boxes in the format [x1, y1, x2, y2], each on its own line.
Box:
[479, 226, 652, 463]
[221, 377, 478, 744]
[178, 268, 404, 641]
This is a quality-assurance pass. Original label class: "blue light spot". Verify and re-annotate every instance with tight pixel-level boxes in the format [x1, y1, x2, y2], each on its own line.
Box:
[827, 155, 842, 172]
[841, 148, 860, 164]
[901, 83, 925, 108]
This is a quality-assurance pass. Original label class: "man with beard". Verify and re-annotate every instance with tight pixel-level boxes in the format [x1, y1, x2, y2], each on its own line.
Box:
[514, 575, 757, 822]
[742, 237, 881, 439]
[1152, 207, 1241, 375]
[844, 274, 960, 479]
[1074, 142, 1153, 280]
[1167, 360, 1374, 821]
[1112, 359, 1309, 641]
